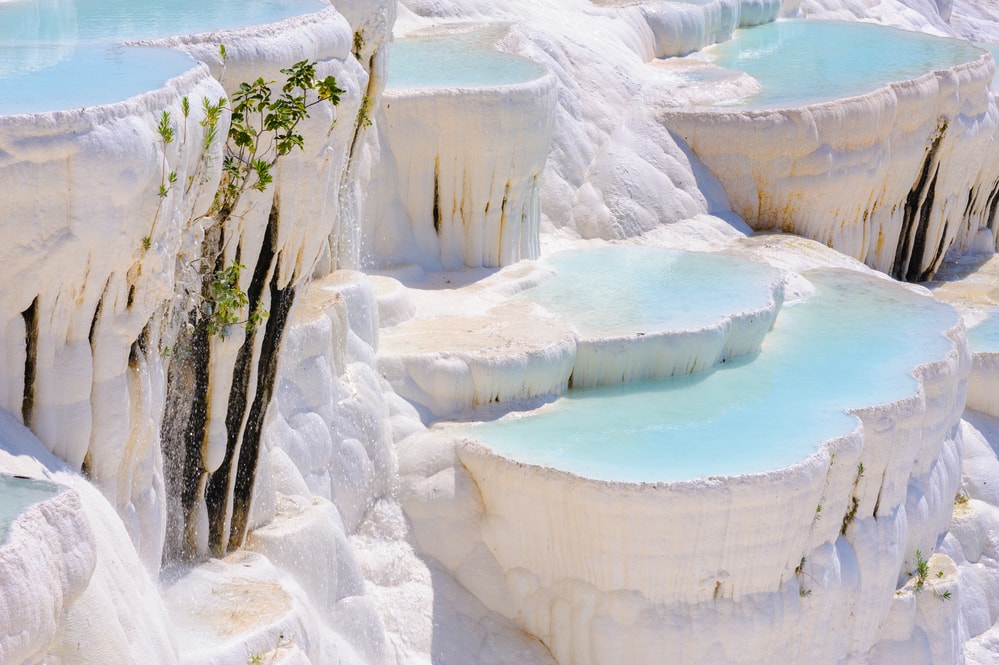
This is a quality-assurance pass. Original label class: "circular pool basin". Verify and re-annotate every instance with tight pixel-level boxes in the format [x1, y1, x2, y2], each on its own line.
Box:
[0, 44, 197, 114]
[0, 0, 328, 114]
[968, 310, 999, 352]
[520, 245, 781, 336]
[0, 0, 328, 45]
[467, 269, 958, 482]
[704, 19, 986, 108]
[387, 30, 547, 89]
[975, 42, 999, 92]
[0, 474, 62, 544]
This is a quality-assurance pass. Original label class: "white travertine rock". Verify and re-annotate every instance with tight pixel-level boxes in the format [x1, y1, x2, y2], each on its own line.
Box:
[10, 0, 999, 661]
[368, 69, 557, 270]
[377, 301, 577, 419]
[967, 350, 999, 416]
[640, 0, 783, 58]
[269, 271, 397, 532]
[0, 63, 225, 572]
[662, 55, 999, 281]
[399, 292, 970, 664]
[0, 410, 177, 664]
[161, 551, 351, 665]
[569, 273, 784, 388]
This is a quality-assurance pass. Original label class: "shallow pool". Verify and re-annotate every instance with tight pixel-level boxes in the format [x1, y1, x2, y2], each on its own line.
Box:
[704, 19, 985, 108]
[387, 30, 547, 89]
[0, 474, 62, 545]
[0, 0, 327, 114]
[0, 0, 328, 44]
[520, 246, 780, 337]
[0, 44, 197, 114]
[467, 269, 957, 482]
[968, 309, 999, 352]
[974, 42, 999, 92]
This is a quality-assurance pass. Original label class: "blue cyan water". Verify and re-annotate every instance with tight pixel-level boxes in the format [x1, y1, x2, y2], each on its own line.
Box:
[0, 44, 197, 114]
[705, 19, 986, 108]
[968, 309, 999, 352]
[974, 43, 999, 92]
[388, 31, 547, 89]
[467, 269, 957, 482]
[520, 246, 780, 337]
[0, 0, 327, 44]
[0, 0, 327, 114]
[0, 474, 62, 545]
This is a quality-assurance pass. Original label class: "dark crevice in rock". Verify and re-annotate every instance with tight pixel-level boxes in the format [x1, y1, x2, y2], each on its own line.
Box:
[161, 230, 225, 561]
[986, 178, 999, 231]
[88, 287, 105, 350]
[204, 231, 270, 555]
[227, 276, 294, 552]
[205, 199, 295, 554]
[892, 121, 946, 281]
[166, 316, 211, 559]
[20, 296, 38, 427]
[433, 156, 442, 235]
[918, 220, 950, 282]
[905, 167, 939, 283]
[873, 468, 887, 520]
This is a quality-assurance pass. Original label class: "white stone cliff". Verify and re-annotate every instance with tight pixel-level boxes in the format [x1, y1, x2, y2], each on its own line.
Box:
[7, 0, 999, 662]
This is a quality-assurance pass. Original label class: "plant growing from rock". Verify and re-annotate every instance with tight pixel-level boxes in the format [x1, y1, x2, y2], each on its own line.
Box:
[912, 549, 930, 591]
[161, 53, 346, 559]
[209, 58, 343, 224]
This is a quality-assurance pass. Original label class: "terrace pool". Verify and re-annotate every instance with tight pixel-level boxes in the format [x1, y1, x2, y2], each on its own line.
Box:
[387, 30, 547, 89]
[520, 245, 781, 337]
[0, 0, 328, 114]
[968, 310, 999, 352]
[0, 0, 328, 45]
[704, 19, 986, 108]
[468, 270, 957, 482]
[0, 474, 62, 545]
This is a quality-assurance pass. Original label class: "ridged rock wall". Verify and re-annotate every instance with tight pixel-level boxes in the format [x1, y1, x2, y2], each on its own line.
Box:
[640, 0, 784, 58]
[0, 65, 225, 572]
[0, 3, 385, 567]
[399, 287, 972, 664]
[662, 55, 999, 281]
[367, 71, 557, 270]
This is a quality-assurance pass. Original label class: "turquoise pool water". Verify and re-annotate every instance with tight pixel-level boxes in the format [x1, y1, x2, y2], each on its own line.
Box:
[0, 0, 327, 44]
[0, 474, 62, 545]
[520, 246, 780, 337]
[0, 44, 197, 114]
[974, 42, 999, 92]
[0, 0, 327, 114]
[705, 19, 986, 108]
[468, 270, 957, 482]
[968, 310, 999, 352]
[387, 31, 547, 89]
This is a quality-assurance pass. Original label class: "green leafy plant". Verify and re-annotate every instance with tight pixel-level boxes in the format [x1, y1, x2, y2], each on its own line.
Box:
[181, 96, 191, 143]
[936, 589, 952, 601]
[201, 262, 268, 338]
[352, 30, 365, 60]
[913, 549, 930, 591]
[211, 58, 343, 223]
[841, 462, 866, 535]
[157, 111, 176, 196]
[356, 94, 373, 129]
[795, 556, 815, 598]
